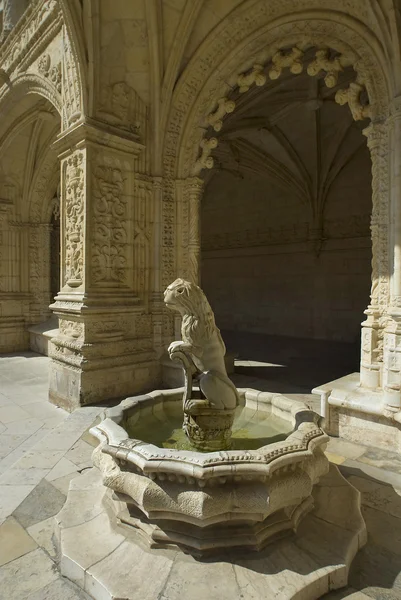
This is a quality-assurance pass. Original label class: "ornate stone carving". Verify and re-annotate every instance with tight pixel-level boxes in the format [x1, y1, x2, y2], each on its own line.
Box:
[237, 64, 266, 93]
[192, 137, 218, 176]
[59, 319, 84, 339]
[63, 151, 84, 287]
[269, 47, 304, 79]
[335, 82, 371, 121]
[97, 82, 145, 137]
[62, 28, 82, 127]
[91, 163, 127, 286]
[206, 98, 236, 131]
[164, 278, 239, 450]
[38, 52, 61, 93]
[306, 49, 343, 88]
[0, 0, 59, 73]
[133, 177, 152, 297]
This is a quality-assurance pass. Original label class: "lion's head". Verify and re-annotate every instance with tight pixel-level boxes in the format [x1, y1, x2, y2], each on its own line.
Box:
[164, 278, 217, 340]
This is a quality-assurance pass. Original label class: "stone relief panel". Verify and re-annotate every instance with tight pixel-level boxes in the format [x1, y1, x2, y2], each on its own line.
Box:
[0, 0, 59, 74]
[62, 150, 84, 288]
[91, 161, 128, 287]
[133, 176, 152, 299]
[61, 26, 82, 128]
[37, 52, 61, 93]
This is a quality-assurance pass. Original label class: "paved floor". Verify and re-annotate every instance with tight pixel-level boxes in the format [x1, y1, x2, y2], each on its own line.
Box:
[0, 352, 400, 599]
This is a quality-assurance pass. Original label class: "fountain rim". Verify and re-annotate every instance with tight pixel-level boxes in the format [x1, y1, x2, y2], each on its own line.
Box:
[90, 387, 329, 483]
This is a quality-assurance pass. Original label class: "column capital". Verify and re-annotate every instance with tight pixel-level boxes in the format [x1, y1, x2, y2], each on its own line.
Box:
[52, 119, 145, 160]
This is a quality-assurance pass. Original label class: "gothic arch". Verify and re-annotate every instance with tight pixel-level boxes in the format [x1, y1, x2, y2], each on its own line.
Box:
[172, 13, 390, 179]
[161, 5, 391, 284]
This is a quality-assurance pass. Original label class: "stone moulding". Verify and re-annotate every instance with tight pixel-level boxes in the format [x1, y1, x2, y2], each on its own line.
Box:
[90, 388, 330, 554]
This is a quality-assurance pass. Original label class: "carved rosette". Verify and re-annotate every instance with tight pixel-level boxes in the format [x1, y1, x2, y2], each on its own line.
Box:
[91, 163, 128, 286]
[63, 151, 84, 287]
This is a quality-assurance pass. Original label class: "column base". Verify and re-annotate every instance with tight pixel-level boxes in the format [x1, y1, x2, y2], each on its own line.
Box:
[49, 357, 161, 411]
[312, 372, 401, 452]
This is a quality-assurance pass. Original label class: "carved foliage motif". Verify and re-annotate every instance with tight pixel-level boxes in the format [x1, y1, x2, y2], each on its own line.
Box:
[335, 82, 371, 121]
[29, 224, 51, 310]
[59, 319, 84, 339]
[269, 47, 304, 79]
[207, 98, 236, 132]
[307, 49, 344, 88]
[63, 151, 84, 287]
[62, 28, 82, 127]
[92, 163, 127, 286]
[133, 178, 152, 297]
[196, 47, 371, 177]
[237, 64, 267, 93]
[0, 0, 59, 73]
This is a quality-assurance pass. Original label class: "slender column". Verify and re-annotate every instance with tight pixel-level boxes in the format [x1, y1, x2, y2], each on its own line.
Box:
[383, 98, 401, 408]
[360, 121, 389, 389]
[48, 122, 157, 410]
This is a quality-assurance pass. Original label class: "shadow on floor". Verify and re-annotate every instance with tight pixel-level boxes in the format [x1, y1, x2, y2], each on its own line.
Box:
[323, 464, 401, 599]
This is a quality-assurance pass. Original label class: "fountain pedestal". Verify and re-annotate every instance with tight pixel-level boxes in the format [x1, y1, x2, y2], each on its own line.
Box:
[55, 461, 367, 600]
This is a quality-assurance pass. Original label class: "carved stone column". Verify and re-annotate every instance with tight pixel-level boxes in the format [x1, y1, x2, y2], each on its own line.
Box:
[382, 99, 401, 408]
[360, 122, 389, 389]
[49, 122, 156, 410]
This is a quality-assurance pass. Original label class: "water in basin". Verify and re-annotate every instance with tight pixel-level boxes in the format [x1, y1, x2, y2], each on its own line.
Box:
[124, 404, 293, 452]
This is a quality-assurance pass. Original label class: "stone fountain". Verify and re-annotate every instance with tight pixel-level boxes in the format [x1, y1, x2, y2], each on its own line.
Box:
[55, 279, 367, 599]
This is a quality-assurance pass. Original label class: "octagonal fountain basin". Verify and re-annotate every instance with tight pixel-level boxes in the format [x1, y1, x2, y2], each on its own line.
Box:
[91, 388, 329, 555]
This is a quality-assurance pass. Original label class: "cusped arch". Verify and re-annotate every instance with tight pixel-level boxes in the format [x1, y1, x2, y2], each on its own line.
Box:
[163, 7, 391, 180]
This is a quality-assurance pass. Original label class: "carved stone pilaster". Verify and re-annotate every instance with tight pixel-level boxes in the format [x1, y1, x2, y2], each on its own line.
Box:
[381, 97, 401, 407]
[360, 121, 389, 389]
[28, 223, 52, 323]
[176, 177, 203, 285]
[187, 177, 203, 285]
[48, 122, 158, 410]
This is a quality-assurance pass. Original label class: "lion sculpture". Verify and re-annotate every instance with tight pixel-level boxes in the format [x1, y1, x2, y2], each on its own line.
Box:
[164, 278, 239, 413]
